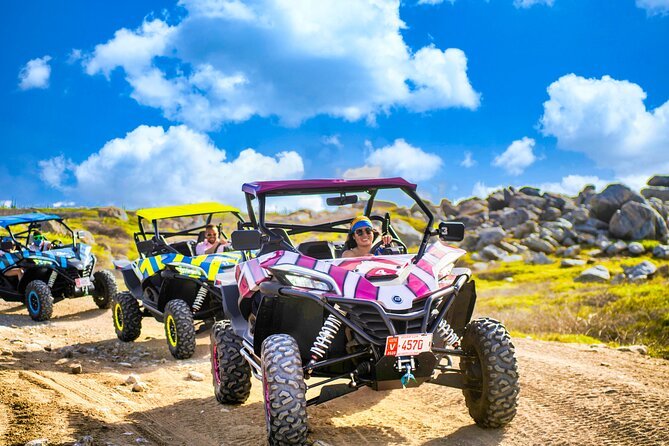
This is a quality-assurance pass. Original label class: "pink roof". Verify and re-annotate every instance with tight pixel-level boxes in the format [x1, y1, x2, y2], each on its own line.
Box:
[242, 178, 416, 196]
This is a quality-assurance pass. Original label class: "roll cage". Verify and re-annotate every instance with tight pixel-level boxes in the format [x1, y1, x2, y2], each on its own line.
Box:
[240, 178, 435, 262]
[0, 213, 76, 250]
[133, 202, 245, 258]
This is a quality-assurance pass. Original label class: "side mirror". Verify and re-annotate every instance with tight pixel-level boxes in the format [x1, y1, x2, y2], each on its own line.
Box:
[231, 230, 263, 251]
[326, 194, 358, 206]
[76, 230, 87, 240]
[438, 222, 465, 242]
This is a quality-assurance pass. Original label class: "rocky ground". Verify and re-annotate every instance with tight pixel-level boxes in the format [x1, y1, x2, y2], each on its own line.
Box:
[2, 297, 669, 446]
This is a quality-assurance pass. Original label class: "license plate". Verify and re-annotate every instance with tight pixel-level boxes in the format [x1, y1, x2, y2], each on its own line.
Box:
[385, 333, 433, 356]
[75, 277, 92, 287]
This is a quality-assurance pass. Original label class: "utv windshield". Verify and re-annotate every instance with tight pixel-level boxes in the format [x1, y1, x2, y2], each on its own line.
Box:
[2, 219, 75, 250]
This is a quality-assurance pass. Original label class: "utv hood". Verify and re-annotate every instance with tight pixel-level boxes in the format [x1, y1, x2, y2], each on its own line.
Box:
[236, 242, 466, 310]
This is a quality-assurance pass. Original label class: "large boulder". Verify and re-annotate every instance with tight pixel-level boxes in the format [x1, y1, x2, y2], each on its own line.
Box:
[641, 187, 669, 202]
[609, 201, 668, 241]
[40, 219, 69, 236]
[575, 184, 597, 206]
[575, 265, 610, 283]
[439, 198, 458, 217]
[481, 245, 508, 261]
[509, 194, 546, 210]
[457, 198, 488, 216]
[623, 260, 657, 281]
[487, 191, 507, 211]
[590, 184, 646, 223]
[653, 245, 669, 260]
[475, 227, 506, 251]
[647, 175, 669, 187]
[541, 207, 562, 221]
[523, 236, 556, 254]
[513, 220, 538, 239]
[519, 186, 541, 197]
[501, 208, 538, 230]
[98, 206, 129, 221]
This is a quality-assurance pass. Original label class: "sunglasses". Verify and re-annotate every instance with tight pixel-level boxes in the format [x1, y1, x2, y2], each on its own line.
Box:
[34, 235, 44, 241]
[354, 228, 373, 236]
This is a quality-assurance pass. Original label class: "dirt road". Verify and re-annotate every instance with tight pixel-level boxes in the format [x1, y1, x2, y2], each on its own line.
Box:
[1, 298, 668, 446]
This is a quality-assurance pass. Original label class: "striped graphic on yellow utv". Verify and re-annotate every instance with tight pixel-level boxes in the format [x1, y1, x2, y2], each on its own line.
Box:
[135, 252, 243, 280]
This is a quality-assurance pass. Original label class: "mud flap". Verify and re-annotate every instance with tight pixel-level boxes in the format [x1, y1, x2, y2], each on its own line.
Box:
[307, 383, 358, 406]
[445, 280, 477, 337]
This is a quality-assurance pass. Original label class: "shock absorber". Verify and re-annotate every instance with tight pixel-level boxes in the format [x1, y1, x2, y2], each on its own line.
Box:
[192, 286, 208, 312]
[436, 319, 460, 348]
[48, 271, 58, 288]
[309, 314, 343, 364]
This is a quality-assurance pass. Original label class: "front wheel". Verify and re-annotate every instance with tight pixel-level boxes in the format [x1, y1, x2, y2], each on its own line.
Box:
[25, 280, 54, 321]
[460, 317, 519, 428]
[92, 270, 118, 309]
[112, 292, 142, 342]
[210, 320, 251, 404]
[261, 334, 308, 446]
[164, 299, 196, 359]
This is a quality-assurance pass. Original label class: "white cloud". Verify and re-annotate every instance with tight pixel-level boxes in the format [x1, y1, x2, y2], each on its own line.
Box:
[67, 49, 83, 64]
[471, 181, 504, 199]
[344, 139, 442, 182]
[39, 125, 304, 208]
[38, 155, 75, 189]
[540, 74, 669, 180]
[82, 0, 479, 130]
[18, 56, 52, 90]
[492, 137, 537, 175]
[322, 135, 342, 148]
[53, 201, 76, 208]
[536, 174, 610, 196]
[342, 165, 383, 179]
[514, 0, 554, 8]
[1, 200, 12, 208]
[636, 0, 669, 16]
[460, 151, 476, 168]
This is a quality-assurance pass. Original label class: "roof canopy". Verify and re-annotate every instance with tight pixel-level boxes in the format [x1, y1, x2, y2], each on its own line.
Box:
[242, 178, 417, 197]
[136, 202, 240, 222]
[0, 212, 62, 228]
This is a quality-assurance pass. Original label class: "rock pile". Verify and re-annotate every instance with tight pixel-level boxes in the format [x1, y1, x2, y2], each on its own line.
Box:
[437, 175, 669, 273]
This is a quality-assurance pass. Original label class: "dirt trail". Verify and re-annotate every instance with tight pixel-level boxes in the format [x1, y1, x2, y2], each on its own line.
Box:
[1, 298, 668, 446]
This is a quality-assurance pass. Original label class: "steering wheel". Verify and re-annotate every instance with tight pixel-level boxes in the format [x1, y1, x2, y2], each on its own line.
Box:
[371, 236, 407, 255]
[51, 240, 62, 249]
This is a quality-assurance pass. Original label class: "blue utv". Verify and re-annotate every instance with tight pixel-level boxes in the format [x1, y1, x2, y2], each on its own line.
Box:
[0, 212, 117, 321]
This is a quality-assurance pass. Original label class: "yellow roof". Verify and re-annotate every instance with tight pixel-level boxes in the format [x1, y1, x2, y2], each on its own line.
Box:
[136, 202, 240, 221]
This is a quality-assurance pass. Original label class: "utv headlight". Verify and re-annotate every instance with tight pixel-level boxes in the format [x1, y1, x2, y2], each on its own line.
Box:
[281, 273, 332, 291]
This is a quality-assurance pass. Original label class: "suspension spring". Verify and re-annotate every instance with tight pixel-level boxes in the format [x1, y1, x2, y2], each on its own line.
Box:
[48, 271, 58, 288]
[436, 319, 460, 348]
[192, 286, 208, 312]
[309, 314, 343, 362]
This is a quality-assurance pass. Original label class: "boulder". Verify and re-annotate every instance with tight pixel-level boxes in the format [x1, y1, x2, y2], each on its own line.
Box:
[513, 221, 538, 239]
[501, 208, 538, 230]
[641, 187, 669, 202]
[605, 240, 627, 256]
[647, 175, 669, 187]
[487, 192, 507, 211]
[40, 219, 69, 236]
[543, 192, 570, 210]
[481, 245, 508, 261]
[498, 240, 518, 253]
[575, 265, 610, 283]
[525, 252, 554, 265]
[624, 260, 657, 281]
[519, 186, 541, 197]
[475, 227, 506, 251]
[627, 242, 645, 255]
[541, 207, 562, 221]
[509, 194, 546, 210]
[77, 230, 96, 245]
[457, 198, 488, 216]
[590, 183, 645, 223]
[653, 245, 669, 259]
[609, 201, 668, 241]
[523, 236, 556, 254]
[576, 184, 597, 206]
[561, 259, 586, 268]
[563, 245, 582, 257]
[460, 234, 478, 251]
[648, 197, 668, 220]
[501, 254, 523, 263]
[565, 207, 590, 224]
[98, 206, 128, 221]
[439, 198, 458, 217]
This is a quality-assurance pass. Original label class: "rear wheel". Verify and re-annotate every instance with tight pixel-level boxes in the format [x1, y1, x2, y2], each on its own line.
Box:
[25, 280, 53, 321]
[210, 320, 251, 404]
[164, 299, 196, 359]
[92, 270, 117, 309]
[460, 317, 519, 428]
[112, 292, 142, 342]
[261, 334, 308, 446]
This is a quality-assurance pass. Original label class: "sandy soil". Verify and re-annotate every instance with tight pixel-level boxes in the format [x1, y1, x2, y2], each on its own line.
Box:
[1, 297, 669, 446]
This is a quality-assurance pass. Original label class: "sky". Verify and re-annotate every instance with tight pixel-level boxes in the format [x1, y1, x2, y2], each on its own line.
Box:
[1, 0, 668, 210]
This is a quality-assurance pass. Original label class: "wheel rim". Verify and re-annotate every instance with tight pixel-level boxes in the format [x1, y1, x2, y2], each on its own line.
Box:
[114, 303, 124, 331]
[212, 344, 221, 385]
[28, 290, 40, 314]
[166, 315, 178, 347]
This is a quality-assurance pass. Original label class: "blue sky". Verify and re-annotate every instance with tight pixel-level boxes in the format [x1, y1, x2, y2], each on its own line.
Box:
[1, 0, 668, 209]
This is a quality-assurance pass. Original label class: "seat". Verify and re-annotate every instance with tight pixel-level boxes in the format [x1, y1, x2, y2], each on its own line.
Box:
[297, 241, 335, 260]
[169, 240, 195, 256]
